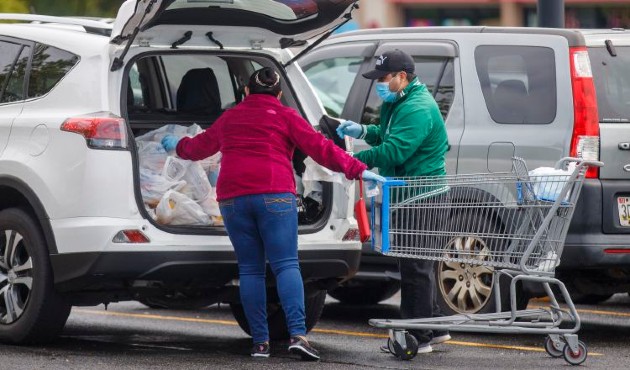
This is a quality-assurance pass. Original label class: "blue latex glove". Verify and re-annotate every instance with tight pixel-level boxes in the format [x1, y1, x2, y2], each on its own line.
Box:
[161, 135, 180, 152]
[362, 170, 386, 183]
[336, 120, 363, 139]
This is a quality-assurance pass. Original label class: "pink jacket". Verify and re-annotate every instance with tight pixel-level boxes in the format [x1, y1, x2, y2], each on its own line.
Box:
[176, 94, 366, 201]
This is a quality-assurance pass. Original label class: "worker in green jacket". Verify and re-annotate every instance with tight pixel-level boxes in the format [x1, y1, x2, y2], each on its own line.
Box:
[337, 49, 450, 355]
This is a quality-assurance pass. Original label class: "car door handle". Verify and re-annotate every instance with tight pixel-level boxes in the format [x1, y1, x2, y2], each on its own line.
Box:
[619, 142, 630, 150]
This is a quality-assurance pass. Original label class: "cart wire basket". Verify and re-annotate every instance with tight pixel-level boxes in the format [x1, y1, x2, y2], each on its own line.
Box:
[368, 157, 603, 365]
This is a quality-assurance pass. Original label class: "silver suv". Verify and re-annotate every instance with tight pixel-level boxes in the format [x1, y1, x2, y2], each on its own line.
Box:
[300, 27, 630, 313]
[0, 0, 362, 343]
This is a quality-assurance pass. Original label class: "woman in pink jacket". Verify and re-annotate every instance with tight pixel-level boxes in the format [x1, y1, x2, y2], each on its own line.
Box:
[162, 68, 384, 360]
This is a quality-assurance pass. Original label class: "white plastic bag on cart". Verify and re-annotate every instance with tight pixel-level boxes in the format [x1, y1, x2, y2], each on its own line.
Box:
[528, 164, 575, 202]
[156, 190, 211, 225]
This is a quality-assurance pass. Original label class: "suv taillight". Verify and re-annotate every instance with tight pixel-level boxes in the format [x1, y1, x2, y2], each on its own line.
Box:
[569, 47, 600, 178]
[61, 112, 128, 150]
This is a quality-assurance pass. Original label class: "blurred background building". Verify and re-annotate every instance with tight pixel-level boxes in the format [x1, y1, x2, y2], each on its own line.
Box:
[356, 0, 630, 29]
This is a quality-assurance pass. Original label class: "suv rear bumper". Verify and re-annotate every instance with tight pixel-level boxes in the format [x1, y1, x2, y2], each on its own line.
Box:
[50, 249, 361, 292]
[562, 179, 630, 269]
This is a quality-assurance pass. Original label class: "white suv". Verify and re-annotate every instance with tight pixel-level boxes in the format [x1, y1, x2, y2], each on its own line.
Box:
[0, 0, 361, 343]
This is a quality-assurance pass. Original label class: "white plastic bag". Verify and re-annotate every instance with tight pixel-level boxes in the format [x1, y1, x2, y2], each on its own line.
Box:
[181, 162, 213, 201]
[137, 141, 169, 173]
[136, 124, 197, 142]
[162, 156, 190, 182]
[302, 157, 350, 201]
[140, 168, 187, 207]
[528, 165, 574, 202]
[156, 190, 210, 225]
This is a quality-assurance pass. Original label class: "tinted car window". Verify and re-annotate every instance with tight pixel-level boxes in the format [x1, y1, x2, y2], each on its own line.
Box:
[0, 41, 27, 104]
[475, 46, 556, 124]
[2, 46, 30, 104]
[361, 57, 455, 125]
[161, 55, 236, 111]
[27, 43, 79, 99]
[303, 56, 363, 118]
[589, 46, 630, 123]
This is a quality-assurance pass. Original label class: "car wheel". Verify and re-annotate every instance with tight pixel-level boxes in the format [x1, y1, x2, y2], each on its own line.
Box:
[0, 208, 71, 344]
[230, 289, 326, 340]
[328, 280, 400, 305]
[435, 212, 529, 315]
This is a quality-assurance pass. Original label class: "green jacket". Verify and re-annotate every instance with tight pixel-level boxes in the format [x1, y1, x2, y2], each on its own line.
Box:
[354, 78, 449, 177]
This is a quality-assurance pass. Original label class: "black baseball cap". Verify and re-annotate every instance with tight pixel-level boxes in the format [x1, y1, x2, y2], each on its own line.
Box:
[362, 49, 415, 80]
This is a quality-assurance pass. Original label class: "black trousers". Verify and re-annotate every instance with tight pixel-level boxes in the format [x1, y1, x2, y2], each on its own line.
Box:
[398, 258, 444, 343]
[393, 191, 449, 343]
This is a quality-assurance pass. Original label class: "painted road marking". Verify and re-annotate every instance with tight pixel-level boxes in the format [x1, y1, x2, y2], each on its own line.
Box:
[73, 308, 603, 356]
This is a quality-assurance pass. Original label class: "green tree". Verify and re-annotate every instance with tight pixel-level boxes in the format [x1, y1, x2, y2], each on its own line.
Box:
[0, 0, 29, 13]
[27, 0, 123, 17]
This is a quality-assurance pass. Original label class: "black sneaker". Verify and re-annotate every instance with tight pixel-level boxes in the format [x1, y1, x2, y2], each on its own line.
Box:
[288, 336, 320, 361]
[251, 342, 270, 358]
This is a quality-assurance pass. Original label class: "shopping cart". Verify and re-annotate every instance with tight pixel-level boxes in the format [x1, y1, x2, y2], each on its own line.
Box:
[368, 157, 603, 366]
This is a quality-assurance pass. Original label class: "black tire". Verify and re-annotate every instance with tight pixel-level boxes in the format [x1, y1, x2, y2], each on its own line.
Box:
[568, 293, 613, 305]
[328, 280, 400, 305]
[435, 210, 530, 315]
[0, 208, 71, 344]
[230, 290, 327, 340]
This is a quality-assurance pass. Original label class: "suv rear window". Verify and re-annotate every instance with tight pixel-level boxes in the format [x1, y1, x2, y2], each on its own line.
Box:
[27, 43, 79, 99]
[475, 45, 557, 124]
[0, 40, 28, 104]
[589, 46, 630, 123]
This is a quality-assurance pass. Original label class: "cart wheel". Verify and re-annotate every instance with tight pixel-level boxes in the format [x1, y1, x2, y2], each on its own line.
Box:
[387, 338, 396, 355]
[392, 333, 419, 360]
[563, 341, 588, 366]
[544, 336, 564, 358]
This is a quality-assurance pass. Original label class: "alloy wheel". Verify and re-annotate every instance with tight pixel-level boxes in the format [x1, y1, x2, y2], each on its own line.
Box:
[0, 230, 33, 324]
[438, 236, 494, 313]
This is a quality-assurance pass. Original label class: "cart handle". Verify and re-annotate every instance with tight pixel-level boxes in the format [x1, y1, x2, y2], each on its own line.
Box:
[382, 179, 407, 187]
[555, 157, 604, 170]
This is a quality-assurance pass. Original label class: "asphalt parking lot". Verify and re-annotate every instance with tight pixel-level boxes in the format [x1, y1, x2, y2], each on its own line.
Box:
[1, 293, 630, 369]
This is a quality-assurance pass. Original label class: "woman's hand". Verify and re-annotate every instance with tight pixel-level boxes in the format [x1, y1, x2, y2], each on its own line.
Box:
[161, 135, 180, 152]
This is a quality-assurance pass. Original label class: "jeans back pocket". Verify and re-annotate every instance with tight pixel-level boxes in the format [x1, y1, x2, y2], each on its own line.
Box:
[263, 194, 295, 214]
[219, 199, 235, 218]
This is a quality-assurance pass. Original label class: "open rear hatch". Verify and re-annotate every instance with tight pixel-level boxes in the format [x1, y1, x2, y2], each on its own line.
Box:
[114, 1, 359, 232]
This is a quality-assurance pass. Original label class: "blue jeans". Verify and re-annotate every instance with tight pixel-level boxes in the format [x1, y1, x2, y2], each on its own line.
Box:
[219, 193, 305, 343]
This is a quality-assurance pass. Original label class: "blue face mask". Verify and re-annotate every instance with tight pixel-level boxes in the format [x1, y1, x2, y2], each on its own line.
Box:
[375, 82, 398, 103]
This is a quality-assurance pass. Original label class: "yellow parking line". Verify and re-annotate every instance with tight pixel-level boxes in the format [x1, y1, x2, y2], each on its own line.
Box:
[73, 308, 602, 356]
[74, 308, 239, 326]
[528, 305, 630, 318]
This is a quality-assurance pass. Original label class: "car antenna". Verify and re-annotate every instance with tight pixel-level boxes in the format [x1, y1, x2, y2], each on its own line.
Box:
[283, 2, 360, 69]
[171, 31, 193, 49]
[110, 0, 159, 71]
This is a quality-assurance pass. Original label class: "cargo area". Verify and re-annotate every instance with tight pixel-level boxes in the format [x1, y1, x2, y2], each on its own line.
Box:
[123, 52, 333, 230]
